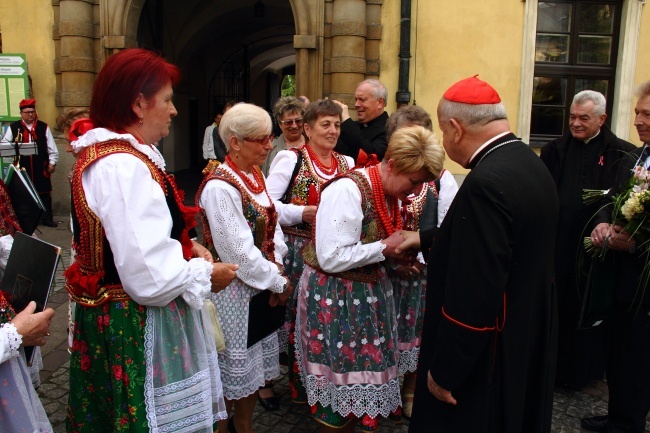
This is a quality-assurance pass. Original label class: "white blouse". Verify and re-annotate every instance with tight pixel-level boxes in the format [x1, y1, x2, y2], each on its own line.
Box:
[75, 129, 212, 309]
[266, 149, 354, 226]
[314, 168, 385, 274]
[199, 164, 288, 293]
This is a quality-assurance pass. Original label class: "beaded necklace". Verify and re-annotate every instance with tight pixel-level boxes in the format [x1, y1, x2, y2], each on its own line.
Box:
[305, 144, 337, 176]
[368, 164, 402, 236]
[225, 155, 265, 194]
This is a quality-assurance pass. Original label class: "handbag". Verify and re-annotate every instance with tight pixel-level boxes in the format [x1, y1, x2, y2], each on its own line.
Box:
[204, 300, 226, 353]
[576, 247, 618, 329]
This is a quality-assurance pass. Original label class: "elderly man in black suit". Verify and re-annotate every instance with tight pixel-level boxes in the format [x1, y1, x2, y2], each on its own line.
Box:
[333, 79, 389, 162]
[396, 76, 559, 433]
[582, 81, 650, 433]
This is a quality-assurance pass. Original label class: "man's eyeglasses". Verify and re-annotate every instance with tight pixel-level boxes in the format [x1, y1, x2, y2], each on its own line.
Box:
[244, 134, 274, 145]
[278, 118, 303, 126]
[21, 110, 36, 115]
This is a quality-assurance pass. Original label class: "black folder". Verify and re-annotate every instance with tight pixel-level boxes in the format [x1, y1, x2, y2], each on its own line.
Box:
[0, 231, 61, 364]
[247, 290, 286, 348]
[4, 165, 45, 236]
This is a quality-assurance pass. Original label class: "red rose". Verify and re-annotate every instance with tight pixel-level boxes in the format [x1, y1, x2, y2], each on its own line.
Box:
[317, 310, 332, 324]
[80, 354, 91, 372]
[113, 365, 123, 381]
[309, 339, 323, 355]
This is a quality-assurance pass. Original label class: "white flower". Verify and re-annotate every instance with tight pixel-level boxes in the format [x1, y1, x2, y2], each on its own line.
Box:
[314, 294, 321, 301]
[380, 336, 385, 343]
[337, 341, 343, 348]
[361, 338, 367, 345]
[350, 341, 356, 348]
[326, 298, 332, 306]
[405, 314, 411, 320]
[317, 333, 324, 340]
[373, 338, 381, 346]
[339, 300, 344, 307]
[366, 296, 373, 303]
[353, 299, 360, 305]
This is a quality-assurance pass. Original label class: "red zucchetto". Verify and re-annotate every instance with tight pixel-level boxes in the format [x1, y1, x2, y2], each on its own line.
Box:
[443, 75, 501, 105]
[19, 98, 36, 109]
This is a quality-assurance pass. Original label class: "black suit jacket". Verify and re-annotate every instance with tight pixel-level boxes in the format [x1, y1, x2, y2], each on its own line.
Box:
[334, 111, 389, 161]
[410, 133, 559, 433]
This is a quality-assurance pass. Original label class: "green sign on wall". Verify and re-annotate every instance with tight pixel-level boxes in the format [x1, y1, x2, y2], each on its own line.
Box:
[0, 54, 29, 122]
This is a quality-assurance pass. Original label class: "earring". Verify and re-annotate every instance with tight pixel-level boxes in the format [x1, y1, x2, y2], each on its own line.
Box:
[138, 119, 143, 126]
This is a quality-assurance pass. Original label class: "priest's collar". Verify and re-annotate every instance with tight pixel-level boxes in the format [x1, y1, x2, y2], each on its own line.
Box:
[468, 131, 511, 165]
[581, 129, 601, 144]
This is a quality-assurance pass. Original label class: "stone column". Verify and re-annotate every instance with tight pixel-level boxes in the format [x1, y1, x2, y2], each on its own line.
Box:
[56, 0, 95, 110]
[292, 0, 325, 101]
[328, 0, 367, 113]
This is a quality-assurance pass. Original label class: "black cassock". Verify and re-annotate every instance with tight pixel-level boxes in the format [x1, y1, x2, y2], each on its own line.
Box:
[410, 134, 559, 433]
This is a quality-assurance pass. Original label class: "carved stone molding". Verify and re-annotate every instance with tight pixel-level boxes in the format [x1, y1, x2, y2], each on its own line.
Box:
[330, 57, 367, 73]
[58, 21, 95, 38]
[331, 20, 367, 37]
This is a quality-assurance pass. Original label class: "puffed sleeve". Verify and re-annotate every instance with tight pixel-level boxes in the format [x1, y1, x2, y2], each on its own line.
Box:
[315, 176, 385, 273]
[266, 150, 305, 226]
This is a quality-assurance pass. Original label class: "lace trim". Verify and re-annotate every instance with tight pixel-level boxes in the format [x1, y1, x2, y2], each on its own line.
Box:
[180, 259, 213, 310]
[72, 127, 166, 170]
[294, 271, 401, 418]
[397, 347, 420, 375]
[2, 323, 21, 358]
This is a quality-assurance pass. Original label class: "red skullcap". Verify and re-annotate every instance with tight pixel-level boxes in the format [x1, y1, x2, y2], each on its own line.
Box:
[19, 99, 36, 109]
[443, 75, 501, 104]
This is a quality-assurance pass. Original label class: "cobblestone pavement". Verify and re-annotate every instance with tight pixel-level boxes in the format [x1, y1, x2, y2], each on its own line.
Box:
[34, 216, 647, 433]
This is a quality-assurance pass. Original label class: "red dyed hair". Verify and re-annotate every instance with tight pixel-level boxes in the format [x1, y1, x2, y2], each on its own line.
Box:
[90, 48, 181, 131]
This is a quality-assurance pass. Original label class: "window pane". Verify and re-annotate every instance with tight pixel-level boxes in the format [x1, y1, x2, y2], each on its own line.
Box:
[578, 36, 612, 64]
[575, 79, 609, 97]
[579, 4, 614, 34]
[537, 2, 572, 33]
[536, 34, 570, 63]
[531, 106, 565, 135]
[533, 76, 567, 105]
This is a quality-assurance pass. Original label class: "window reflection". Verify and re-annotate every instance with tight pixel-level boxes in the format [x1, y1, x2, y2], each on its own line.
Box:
[536, 35, 569, 63]
[578, 36, 612, 64]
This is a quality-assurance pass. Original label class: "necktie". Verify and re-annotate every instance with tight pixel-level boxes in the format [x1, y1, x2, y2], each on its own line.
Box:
[639, 145, 650, 167]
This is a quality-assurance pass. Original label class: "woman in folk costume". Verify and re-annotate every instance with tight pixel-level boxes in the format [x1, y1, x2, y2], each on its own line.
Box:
[64, 48, 237, 433]
[383, 106, 458, 419]
[0, 180, 55, 433]
[197, 103, 292, 433]
[266, 99, 354, 404]
[295, 125, 445, 432]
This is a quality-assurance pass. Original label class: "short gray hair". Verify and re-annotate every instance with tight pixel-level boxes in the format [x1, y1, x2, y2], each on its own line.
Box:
[438, 99, 508, 127]
[272, 96, 304, 122]
[358, 79, 388, 103]
[386, 105, 433, 140]
[636, 81, 650, 100]
[572, 90, 606, 116]
[219, 103, 272, 151]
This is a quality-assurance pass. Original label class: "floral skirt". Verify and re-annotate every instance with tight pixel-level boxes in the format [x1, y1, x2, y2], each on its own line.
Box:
[278, 233, 309, 354]
[295, 265, 401, 421]
[67, 298, 226, 433]
[390, 267, 427, 374]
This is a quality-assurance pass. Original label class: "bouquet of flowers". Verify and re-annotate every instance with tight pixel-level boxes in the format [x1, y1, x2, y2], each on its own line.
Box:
[583, 165, 650, 308]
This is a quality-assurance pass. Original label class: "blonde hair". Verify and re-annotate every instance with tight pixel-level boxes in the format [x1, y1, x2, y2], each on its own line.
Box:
[219, 103, 272, 150]
[383, 125, 445, 180]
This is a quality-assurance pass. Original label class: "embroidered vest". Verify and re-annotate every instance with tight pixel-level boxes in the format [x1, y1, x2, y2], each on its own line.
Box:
[281, 147, 350, 238]
[302, 170, 386, 283]
[197, 163, 278, 263]
[10, 120, 51, 192]
[65, 139, 188, 306]
[402, 180, 440, 231]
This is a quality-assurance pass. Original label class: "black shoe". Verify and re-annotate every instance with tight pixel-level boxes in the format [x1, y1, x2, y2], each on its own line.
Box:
[228, 417, 237, 433]
[581, 415, 608, 432]
[41, 219, 57, 228]
[257, 383, 280, 411]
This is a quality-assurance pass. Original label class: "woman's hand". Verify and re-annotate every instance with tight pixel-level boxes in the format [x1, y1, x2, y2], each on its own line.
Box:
[11, 301, 55, 347]
[210, 262, 239, 292]
[395, 264, 421, 279]
[270, 277, 293, 306]
[302, 205, 317, 224]
[191, 240, 213, 262]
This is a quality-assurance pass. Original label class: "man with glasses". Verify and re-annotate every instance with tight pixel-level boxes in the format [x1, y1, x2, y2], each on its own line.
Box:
[2, 99, 59, 227]
[261, 96, 306, 176]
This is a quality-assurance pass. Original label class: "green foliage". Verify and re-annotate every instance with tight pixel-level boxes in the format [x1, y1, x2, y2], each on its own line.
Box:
[281, 75, 295, 97]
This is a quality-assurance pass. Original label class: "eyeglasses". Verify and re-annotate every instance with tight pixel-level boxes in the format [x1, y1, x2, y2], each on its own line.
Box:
[244, 134, 274, 145]
[21, 110, 36, 115]
[278, 118, 303, 126]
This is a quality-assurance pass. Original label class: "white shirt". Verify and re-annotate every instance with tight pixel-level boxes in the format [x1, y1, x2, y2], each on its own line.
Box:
[72, 128, 212, 309]
[266, 149, 354, 226]
[2, 121, 59, 165]
[314, 168, 386, 274]
[202, 123, 217, 160]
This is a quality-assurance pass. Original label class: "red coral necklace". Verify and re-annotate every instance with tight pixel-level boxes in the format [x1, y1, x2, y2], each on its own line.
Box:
[225, 155, 265, 194]
[368, 164, 402, 236]
[306, 144, 337, 176]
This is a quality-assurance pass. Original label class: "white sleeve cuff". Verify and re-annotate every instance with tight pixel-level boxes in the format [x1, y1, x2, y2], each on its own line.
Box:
[1, 323, 22, 362]
[180, 258, 213, 310]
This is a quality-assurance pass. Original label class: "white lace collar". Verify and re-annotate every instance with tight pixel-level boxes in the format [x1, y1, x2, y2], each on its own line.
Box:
[71, 128, 166, 170]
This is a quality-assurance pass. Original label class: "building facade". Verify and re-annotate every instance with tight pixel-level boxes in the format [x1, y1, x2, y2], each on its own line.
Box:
[0, 0, 648, 212]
